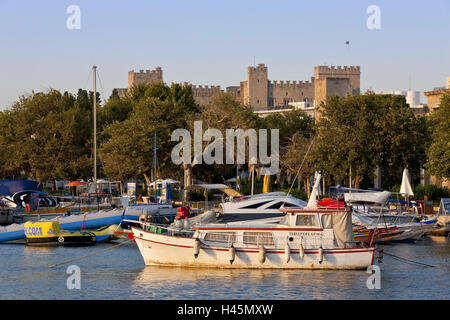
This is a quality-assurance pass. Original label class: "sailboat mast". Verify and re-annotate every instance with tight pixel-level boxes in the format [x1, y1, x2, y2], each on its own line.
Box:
[93, 65, 97, 192]
[154, 133, 157, 203]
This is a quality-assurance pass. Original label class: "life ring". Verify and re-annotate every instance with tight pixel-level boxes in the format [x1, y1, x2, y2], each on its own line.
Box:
[58, 236, 65, 243]
[24, 204, 31, 213]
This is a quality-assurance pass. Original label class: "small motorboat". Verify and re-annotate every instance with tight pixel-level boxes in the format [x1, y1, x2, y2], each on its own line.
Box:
[24, 221, 121, 246]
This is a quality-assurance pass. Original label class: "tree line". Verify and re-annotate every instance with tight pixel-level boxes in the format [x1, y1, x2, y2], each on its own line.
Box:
[0, 82, 448, 195]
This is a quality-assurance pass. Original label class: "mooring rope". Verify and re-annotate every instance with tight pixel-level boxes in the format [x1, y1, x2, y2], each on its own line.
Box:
[382, 251, 436, 268]
[48, 238, 134, 269]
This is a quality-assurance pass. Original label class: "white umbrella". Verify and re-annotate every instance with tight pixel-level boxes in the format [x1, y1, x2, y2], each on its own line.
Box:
[399, 168, 414, 197]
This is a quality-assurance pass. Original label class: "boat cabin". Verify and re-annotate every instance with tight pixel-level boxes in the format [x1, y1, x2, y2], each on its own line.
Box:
[193, 207, 355, 250]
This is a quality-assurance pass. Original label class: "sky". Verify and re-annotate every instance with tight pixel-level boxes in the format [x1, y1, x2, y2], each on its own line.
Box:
[0, 0, 449, 109]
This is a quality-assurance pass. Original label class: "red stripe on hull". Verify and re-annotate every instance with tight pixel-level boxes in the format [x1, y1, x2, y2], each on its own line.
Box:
[134, 236, 374, 255]
[193, 227, 323, 231]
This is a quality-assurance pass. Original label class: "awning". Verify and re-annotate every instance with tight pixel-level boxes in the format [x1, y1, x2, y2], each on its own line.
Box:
[65, 181, 87, 187]
[344, 191, 391, 204]
[149, 179, 180, 187]
[184, 184, 242, 198]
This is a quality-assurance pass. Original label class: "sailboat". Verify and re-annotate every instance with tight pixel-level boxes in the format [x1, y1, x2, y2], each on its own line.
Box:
[342, 168, 437, 243]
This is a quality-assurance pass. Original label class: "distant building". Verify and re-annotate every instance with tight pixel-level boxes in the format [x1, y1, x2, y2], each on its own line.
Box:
[113, 64, 361, 112]
[375, 90, 421, 107]
[113, 67, 163, 98]
[423, 76, 450, 188]
[128, 67, 163, 89]
[424, 88, 450, 111]
[289, 101, 315, 118]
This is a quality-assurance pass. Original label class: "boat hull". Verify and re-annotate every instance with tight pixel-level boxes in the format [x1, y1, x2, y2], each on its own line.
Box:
[0, 208, 140, 243]
[26, 235, 95, 246]
[132, 227, 375, 270]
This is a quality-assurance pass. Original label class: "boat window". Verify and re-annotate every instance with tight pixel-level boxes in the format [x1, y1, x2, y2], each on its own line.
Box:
[240, 200, 272, 209]
[295, 215, 319, 227]
[283, 202, 300, 208]
[321, 214, 333, 228]
[279, 215, 290, 226]
[243, 232, 274, 246]
[204, 232, 236, 243]
[266, 201, 283, 209]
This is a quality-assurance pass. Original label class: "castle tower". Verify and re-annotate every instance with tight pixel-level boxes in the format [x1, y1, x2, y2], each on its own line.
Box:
[128, 67, 163, 89]
[244, 64, 269, 110]
[313, 65, 360, 118]
[314, 66, 360, 95]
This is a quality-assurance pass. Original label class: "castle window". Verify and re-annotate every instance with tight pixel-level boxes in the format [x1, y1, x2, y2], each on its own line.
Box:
[286, 92, 288, 96]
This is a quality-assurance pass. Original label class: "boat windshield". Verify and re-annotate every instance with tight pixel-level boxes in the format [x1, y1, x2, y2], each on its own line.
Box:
[279, 214, 290, 226]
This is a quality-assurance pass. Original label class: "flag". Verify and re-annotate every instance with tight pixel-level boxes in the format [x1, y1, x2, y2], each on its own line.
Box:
[345, 41, 350, 45]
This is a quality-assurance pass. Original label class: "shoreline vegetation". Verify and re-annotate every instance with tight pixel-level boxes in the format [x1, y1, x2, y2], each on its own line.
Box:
[0, 82, 448, 200]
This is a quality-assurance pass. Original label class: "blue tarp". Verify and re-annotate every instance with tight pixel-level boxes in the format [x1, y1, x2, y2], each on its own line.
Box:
[0, 180, 40, 196]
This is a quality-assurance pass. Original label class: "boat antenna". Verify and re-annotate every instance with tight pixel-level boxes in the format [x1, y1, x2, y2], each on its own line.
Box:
[281, 136, 315, 208]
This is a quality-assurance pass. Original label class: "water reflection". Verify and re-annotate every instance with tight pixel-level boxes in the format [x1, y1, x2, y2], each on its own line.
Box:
[128, 266, 371, 299]
[0, 236, 448, 299]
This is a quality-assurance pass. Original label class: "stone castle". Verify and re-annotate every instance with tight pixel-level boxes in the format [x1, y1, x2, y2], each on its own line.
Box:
[115, 64, 361, 115]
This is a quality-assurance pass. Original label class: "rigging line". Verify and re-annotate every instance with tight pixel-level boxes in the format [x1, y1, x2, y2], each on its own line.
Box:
[281, 136, 315, 207]
[96, 69, 106, 105]
[381, 259, 402, 271]
[48, 238, 134, 268]
[383, 251, 436, 268]
[83, 68, 93, 92]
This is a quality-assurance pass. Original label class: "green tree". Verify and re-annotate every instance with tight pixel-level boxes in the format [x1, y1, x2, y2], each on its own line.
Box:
[188, 93, 262, 185]
[100, 82, 199, 188]
[312, 93, 428, 189]
[426, 94, 450, 180]
[0, 89, 95, 184]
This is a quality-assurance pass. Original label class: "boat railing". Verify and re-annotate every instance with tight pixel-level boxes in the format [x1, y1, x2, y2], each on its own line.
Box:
[130, 220, 195, 237]
[199, 230, 326, 248]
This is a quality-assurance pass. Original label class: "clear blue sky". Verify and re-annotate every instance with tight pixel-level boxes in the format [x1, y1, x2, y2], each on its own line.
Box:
[0, 0, 449, 109]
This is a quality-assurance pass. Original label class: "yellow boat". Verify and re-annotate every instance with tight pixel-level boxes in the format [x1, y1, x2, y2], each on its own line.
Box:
[353, 226, 403, 243]
[24, 221, 121, 246]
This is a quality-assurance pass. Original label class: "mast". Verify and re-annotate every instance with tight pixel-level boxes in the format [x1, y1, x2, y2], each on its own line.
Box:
[250, 165, 254, 196]
[93, 65, 97, 192]
[154, 133, 158, 203]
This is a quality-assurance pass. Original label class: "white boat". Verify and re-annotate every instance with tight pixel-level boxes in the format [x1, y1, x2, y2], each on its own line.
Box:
[434, 198, 450, 235]
[130, 173, 375, 269]
[220, 192, 307, 219]
[344, 189, 438, 243]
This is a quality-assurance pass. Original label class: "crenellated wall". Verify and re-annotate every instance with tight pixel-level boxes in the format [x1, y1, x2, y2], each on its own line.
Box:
[190, 84, 224, 105]
[117, 64, 361, 111]
[128, 67, 163, 89]
[314, 65, 360, 95]
[269, 78, 315, 107]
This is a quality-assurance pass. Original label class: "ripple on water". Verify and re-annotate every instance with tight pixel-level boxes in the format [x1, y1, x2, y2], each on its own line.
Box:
[0, 237, 448, 299]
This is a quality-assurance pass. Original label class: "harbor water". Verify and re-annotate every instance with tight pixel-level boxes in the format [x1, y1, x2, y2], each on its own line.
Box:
[0, 236, 448, 300]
